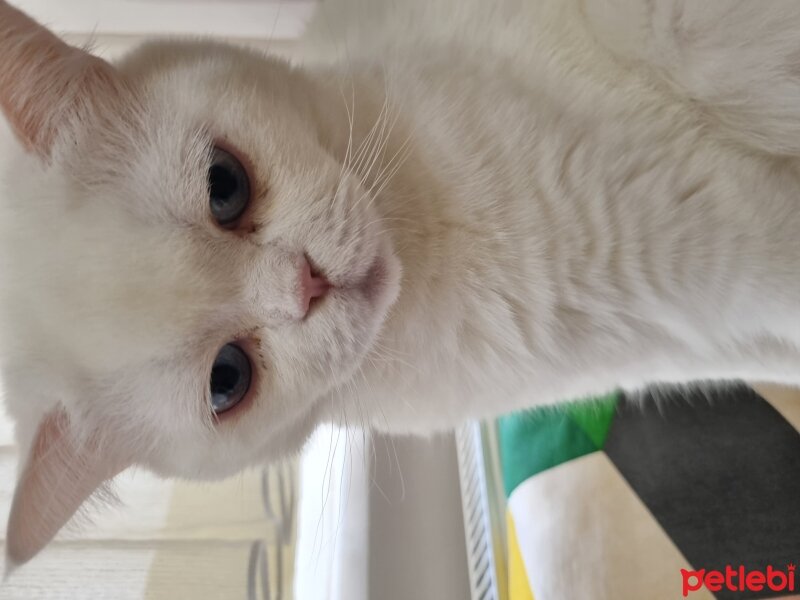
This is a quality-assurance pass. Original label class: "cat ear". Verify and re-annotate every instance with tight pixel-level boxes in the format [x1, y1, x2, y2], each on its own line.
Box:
[5, 409, 131, 569]
[0, 1, 124, 156]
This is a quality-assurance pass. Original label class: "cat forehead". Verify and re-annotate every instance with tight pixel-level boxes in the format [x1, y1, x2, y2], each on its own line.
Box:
[5, 162, 263, 375]
[36, 223, 249, 371]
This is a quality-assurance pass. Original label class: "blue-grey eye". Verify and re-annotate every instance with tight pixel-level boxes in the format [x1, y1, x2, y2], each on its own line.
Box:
[210, 344, 252, 414]
[208, 146, 250, 227]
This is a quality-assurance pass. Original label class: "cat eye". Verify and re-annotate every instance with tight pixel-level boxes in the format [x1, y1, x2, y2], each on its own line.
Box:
[208, 146, 251, 228]
[210, 343, 252, 415]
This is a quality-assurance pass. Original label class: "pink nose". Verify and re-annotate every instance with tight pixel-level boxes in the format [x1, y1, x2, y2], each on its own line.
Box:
[299, 256, 330, 317]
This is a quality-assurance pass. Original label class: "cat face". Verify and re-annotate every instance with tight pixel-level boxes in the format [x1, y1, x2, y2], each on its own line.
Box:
[0, 4, 400, 565]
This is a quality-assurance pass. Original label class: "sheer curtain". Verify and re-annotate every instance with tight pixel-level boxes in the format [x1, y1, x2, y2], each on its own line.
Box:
[0, 405, 298, 600]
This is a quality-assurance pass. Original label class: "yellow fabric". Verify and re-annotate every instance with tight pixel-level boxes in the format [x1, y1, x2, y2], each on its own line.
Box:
[507, 511, 535, 600]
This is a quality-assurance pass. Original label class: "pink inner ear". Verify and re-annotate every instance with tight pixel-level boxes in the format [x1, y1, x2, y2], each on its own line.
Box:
[0, 1, 123, 155]
[5, 409, 131, 568]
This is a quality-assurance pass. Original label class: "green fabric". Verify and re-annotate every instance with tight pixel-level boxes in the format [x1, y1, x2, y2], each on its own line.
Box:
[566, 393, 618, 449]
[498, 393, 620, 497]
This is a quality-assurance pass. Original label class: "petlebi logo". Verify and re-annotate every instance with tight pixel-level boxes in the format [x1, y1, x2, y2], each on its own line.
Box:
[681, 564, 796, 597]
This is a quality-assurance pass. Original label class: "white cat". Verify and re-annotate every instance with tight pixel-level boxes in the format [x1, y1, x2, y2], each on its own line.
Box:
[1, 0, 799, 567]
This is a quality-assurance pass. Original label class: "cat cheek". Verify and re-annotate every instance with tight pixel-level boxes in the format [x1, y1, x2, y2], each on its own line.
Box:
[5, 409, 132, 568]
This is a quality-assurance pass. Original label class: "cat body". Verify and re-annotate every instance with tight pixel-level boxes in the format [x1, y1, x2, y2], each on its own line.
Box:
[0, 0, 799, 565]
[305, 0, 800, 430]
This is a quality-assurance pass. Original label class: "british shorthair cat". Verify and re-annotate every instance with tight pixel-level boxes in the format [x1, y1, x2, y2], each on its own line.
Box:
[1, 0, 800, 567]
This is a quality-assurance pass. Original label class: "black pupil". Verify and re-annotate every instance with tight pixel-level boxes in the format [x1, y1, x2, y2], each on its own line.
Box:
[209, 164, 239, 201]
[211, 364, 239, 396]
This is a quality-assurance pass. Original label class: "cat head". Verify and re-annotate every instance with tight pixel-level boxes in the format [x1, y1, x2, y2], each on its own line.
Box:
[0, 2, 401, 566]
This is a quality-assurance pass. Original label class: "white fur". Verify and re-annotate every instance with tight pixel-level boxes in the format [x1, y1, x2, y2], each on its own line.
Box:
[1, 0, 800, 555]
[304, 0, 800, 430]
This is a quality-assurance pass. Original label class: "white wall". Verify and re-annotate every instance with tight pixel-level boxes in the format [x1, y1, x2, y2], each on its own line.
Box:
[10, 0, 316, 39]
